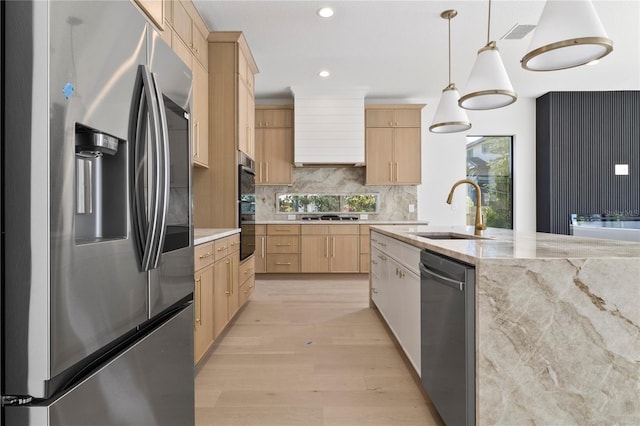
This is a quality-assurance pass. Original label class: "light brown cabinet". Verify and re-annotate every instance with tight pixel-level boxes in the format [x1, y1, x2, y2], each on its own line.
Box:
[255, 106, 293, 186]
[254, 225, 266, 273]
[194, 241, 215, 364]
[196, 32, 258, 229]
[265, 225, 300, 273]
[301, 225, 359, 273]
[365, 105, 425, 185]
[192, 60, 209, 167]
[135, 0, 164, 30]
[235, 43, 258, 159]
[239, 256, 255, 306]
[359, 224, 371, 273]
[213, 235, 240, 339]
[172, 0, 208, 69]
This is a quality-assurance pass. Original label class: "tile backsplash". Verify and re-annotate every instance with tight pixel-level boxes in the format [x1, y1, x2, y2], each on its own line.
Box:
[255, 167, 417, 221]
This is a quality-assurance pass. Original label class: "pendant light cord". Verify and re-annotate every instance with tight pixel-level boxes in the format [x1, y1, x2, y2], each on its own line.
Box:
[486, 0, 492, 44]
[448, 14, 452, 85]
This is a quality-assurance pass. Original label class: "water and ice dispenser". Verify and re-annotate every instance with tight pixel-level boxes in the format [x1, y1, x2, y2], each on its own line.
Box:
[74, 124, 127, 244]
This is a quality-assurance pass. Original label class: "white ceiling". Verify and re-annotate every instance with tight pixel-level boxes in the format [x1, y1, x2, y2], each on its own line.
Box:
[193, 1, 640, 101]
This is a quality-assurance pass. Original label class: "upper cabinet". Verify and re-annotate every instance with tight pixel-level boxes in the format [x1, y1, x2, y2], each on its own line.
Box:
[209, 32, 259, 160]
[172, 0, 208, 69]
[255, 106, 293, 186]
[134, 0, 164, 30]
[365, 105, 425, 185]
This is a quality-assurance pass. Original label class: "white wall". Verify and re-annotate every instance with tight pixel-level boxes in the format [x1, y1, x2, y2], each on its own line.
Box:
[412, 96, 537, 232]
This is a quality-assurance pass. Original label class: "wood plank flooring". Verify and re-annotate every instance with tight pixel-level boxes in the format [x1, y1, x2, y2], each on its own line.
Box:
[195, 274, 444, 426]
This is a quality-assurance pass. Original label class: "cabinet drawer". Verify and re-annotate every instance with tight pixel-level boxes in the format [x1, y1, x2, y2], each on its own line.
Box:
[266, 254, 300, 273]
[214, 237, 229, 261]
[239, 274, 255, 305]
[267, 224, 300, 235]
[267, 236, 300, 254]
[194, 242, 215, 271]
[301, 225, 329, 235]
[228, 234, 240, 254]
[329, 224, 359, 235]
[239, 256, 255, 282]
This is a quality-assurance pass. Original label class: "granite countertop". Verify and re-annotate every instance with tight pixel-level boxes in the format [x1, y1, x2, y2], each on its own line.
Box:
[194, 228, 240, 246]
[371, 224, 640, 424]
[370, 224, 640, 264]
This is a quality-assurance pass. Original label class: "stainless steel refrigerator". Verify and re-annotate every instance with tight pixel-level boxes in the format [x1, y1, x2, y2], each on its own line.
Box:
[2, 1, 195, 424]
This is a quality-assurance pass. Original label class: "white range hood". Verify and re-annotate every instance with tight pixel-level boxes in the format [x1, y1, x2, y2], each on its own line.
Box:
[290, 86, 368, 167]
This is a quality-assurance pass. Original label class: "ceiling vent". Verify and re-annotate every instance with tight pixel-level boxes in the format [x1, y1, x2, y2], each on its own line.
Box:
[501, 24, 536, 40]
[290, 86, 368, 167]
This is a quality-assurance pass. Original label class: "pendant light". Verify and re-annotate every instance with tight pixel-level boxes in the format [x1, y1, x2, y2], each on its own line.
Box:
[429, 10, 471, 134]
[521, 0, 613, 71]
[459, 0, 517, 110]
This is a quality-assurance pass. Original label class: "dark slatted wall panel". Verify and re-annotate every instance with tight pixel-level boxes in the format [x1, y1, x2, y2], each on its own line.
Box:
[536, 91, 640, 235]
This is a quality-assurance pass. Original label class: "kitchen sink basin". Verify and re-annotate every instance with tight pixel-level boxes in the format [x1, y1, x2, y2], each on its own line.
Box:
[410, 232, 494, 240]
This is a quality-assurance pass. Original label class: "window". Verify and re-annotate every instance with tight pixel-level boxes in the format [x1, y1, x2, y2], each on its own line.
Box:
[466, 136, 513, 229]
[277, 194, 379, 214]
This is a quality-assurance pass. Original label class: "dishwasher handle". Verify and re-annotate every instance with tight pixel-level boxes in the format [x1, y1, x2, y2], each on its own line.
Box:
[420, 263, 465, 291]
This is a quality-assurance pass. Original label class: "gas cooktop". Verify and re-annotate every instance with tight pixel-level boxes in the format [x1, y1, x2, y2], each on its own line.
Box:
[300, 215, 359, 221]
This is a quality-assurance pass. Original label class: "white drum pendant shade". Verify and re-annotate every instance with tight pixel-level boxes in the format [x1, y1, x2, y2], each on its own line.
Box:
[459, 43, 517, 110]
[522, 0, 613, 71]
[430, 84, 471, 133]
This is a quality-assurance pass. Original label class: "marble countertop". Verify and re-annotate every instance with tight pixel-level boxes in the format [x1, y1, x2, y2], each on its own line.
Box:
[372, 224, 640, 424]
[370, 224, 640, 265]
[194, 228, 240, 246]
[256, 220, 430, 225]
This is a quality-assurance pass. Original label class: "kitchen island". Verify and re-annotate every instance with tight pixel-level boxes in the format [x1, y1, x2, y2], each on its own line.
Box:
[371, 225, 640, 425]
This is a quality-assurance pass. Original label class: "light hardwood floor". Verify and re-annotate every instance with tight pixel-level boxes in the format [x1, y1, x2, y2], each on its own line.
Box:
[195, 274, 444, 426]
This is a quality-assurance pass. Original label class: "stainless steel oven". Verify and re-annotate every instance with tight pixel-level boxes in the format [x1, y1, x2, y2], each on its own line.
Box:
[239, 154, 256, 261]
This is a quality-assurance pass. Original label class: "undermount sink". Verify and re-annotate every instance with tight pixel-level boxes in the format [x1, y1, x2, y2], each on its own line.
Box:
[410, 232, 494, 240]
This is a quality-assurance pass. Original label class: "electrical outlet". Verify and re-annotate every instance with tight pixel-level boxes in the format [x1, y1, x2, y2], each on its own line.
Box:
[409, 204, 415, 213]
[360, 214, 369, 220]
[615, 164, 629, 175]
[287, 214, 296, 220]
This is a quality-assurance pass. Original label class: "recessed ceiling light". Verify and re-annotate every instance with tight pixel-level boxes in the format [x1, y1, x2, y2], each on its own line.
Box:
[317, 7, 335, 18]
[318, 70, 331, 78]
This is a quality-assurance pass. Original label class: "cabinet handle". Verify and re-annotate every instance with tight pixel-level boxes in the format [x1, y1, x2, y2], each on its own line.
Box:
[378, 254, 387, 261]
[265, 162, 269, 182]
[275, 228, 292, 232]
[199, 251, 213, 259]
[195, 277, 202, 325]
[372, 288, 379, 294]
[276, 262, 291, 266]
[389, 162, 393, 181]
[194, 122, 199, 158]
[261, 237, 265, 258]
[394, 122, 398, 126]
[275, 243, 292, 247]
[244, 267, 253, 275]
[325, 236, 329, 258]
[372, 260, 378, 265]
[217, 246, 227, 252]
[395, 162, 398, 182]
[225, 260, 231, 295]
[332, 237, 336, 258]
[388, 121, 393, 126]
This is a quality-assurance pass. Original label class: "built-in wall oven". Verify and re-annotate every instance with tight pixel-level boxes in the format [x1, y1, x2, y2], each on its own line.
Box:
[239, 153, 256, 260]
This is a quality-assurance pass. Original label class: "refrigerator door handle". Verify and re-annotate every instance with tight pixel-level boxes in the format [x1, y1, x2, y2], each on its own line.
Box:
[149, 72, 170, 270]
[132, 65, 163, 272]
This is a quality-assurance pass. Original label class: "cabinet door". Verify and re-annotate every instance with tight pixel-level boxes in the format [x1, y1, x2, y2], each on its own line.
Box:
[262, 128, 293, 185]
[247, 92, 255, 158]
[393, 128, 421, 184]
[194, 265, 214, 364]
[330, 235, 359, 272]
[191, 22, 208, 69]
[213, 258, 230, 339]
[237, 77, 249, 156]
[393, 109, 422, 127]
[370, 247, 388, 312]
[301, 235, 329, 272]
[401, 268, 421, 375]
[385, 257, 403, 342]
[172, 1, 192, 46]
[254, 128, 265, 184]
[192, 60, 208, 167]
[365, 128, 394, 185]
[256, 109, 293, 128]
[255, 235, 267, 273]
[365, 109, 395, 127]
[227, 252, 240, 320]
[135, 0, 164, 30]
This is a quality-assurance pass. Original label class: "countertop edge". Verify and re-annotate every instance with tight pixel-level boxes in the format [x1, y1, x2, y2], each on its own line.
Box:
[194, 228, 240, 246]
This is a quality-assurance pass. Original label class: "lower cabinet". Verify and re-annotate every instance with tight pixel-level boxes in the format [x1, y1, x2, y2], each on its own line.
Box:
[194, 263, 214, 364]
[370, 231, 421, 375]
[195, 232, 256, 365]
[213, 250, 240, 339]
[301, 225, 359, 273]
[255, 225, 266, 273]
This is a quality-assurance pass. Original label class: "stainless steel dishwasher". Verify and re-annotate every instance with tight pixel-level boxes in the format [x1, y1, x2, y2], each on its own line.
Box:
[420, 249, 475, 426]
